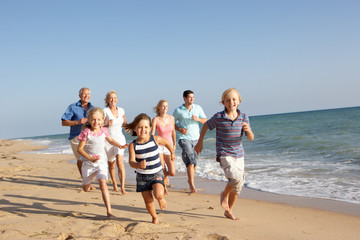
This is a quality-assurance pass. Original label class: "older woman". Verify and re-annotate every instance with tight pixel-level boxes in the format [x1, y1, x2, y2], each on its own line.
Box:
[104, 90, 128, 194]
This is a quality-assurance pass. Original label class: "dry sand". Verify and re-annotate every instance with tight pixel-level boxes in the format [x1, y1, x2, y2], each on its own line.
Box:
[1, 139, 359, 240]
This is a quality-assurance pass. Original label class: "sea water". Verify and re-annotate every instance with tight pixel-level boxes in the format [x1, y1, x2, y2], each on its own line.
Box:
[19, 107, 360, 204]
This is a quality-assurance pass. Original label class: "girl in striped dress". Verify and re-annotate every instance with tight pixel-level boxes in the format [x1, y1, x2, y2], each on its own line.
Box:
[123, 113, 175, 224]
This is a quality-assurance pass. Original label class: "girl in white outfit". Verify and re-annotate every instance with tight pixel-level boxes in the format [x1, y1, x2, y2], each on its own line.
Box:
[103, 90, 128, 194]
[77, 107, 128, 217]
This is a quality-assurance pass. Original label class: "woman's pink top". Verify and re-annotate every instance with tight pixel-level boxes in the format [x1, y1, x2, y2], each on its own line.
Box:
[155, 117, 174, 146]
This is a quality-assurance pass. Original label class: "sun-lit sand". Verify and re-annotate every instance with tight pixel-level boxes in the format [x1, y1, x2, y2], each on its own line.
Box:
[1, 139, 359, 240]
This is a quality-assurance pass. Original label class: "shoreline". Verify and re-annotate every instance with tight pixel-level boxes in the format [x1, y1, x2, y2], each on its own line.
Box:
[121, 163, 360, 217]
[1, 139, 359, 240]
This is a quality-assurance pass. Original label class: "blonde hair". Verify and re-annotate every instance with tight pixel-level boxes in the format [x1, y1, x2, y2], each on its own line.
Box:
[83, 108, 105, 129]
[104, 90, 117, 107]
[123, 113, 152, 137]
[153, 99, 168, 116]
[221, 88, 242, 105]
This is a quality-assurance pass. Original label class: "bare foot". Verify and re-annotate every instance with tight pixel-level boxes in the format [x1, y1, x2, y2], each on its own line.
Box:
[152, 217, 159, 224]
[164, 185, 168, 195]
[107, 213, 116, 219]
[89, 185, 96, 191]
[121, 188, 127, 195]
[158, 198, 167, 210]
[224, 210, 239, 220]
[190, 188, 197, 194]
[113, 186, 119, 192]
[220, 191, 229, 211]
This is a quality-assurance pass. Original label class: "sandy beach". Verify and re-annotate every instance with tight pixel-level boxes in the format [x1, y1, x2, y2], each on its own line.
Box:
[1, 139, 359, 240]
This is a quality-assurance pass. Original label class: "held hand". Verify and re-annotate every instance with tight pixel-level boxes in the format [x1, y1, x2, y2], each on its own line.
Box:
[139, 159, 146, 169]
[80, 118, 87, 125]
[120, 143, 129, 149]
[108, 119, 114, 127]
[90, 154, 100, 162]
[192, 115, 199, 122]
[194, 142, 203, 155]
[170, 153, 176, 161]
[242, 122, 250, 132]
[181, 128, 188, 135]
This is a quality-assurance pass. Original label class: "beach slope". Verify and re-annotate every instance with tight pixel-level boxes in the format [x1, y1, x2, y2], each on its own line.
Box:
[0, 139, 359, 240]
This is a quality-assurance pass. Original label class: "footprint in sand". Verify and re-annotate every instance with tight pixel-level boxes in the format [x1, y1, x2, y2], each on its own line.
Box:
[207, 233, 230, 240]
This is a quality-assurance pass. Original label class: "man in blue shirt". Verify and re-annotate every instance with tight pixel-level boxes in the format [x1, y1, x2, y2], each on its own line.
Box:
[173, 90, 207, 193]
[61, 87, 94, 179]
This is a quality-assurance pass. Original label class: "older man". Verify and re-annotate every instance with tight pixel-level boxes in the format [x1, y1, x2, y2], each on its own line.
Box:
[61, 87, 94, 178]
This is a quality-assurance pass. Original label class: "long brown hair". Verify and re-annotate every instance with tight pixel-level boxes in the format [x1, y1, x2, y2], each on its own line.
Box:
[123, 113, 152, 136]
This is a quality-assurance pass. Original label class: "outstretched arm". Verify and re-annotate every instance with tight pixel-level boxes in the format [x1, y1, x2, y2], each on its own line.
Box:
[194, 123, 208, 155]
[106, 136, 129, 149]
[62, 118, 87, 127]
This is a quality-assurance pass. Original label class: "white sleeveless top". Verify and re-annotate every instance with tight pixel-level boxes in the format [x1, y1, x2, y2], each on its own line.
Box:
[103, 107, 126, 145]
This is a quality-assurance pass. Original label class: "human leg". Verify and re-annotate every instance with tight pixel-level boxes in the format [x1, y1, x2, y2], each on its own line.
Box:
[141, 190, 158, 224]
[187, 164, 197, 193]
[178, 139, 198, 193]
[116, 154, 126, 194]
[108, 160, 118, 192]
[152, 183, 167, 210]
[70, 138, 82, 177]
[219, 156, 244, 220]
[158, 153, 169, 194]
[98, 178, 114, 217]
[77, 160, 82, 177]
[164, 154, 175, 176]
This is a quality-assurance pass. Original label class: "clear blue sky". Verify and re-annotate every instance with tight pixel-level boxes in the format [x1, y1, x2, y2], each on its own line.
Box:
[1, 0, 359, 139]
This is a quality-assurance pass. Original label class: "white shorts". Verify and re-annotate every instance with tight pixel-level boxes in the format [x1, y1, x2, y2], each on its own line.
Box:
[219, 156, 245, 195]
[105, 143, 125, 162]
[158, 145, 171, 156]
[81, 163, 108, 186]
[70, 137, 81, 161]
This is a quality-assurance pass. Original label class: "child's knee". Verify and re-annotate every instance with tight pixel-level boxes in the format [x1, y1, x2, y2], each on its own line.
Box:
[168, 169, 175, 176]
[153, 190, 164, 200]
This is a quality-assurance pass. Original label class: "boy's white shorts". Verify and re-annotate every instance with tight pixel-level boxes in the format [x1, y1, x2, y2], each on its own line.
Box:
[219, 156, 245, 195]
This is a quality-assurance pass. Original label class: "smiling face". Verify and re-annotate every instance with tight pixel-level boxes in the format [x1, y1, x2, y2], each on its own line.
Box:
[134, 119, 151, 139]
[184, 93, 194, 106]
[89, 110, 104, 131]
[223, 90, 240, 112]
[159, 101, 168, 115]
[79, 88, 90, 104]
[107, 92, 118, 107]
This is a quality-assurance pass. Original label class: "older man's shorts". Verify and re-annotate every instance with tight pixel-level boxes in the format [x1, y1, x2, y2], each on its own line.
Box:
[178, 139, 198, 167]
[70, 137, 81, 161]
[219, 156, 245, 195]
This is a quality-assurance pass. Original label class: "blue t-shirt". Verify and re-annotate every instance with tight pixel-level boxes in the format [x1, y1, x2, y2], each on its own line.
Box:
[206, 109, 250, 161]
[61, 100, 94, 140]
[173, 104, 206, 141]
